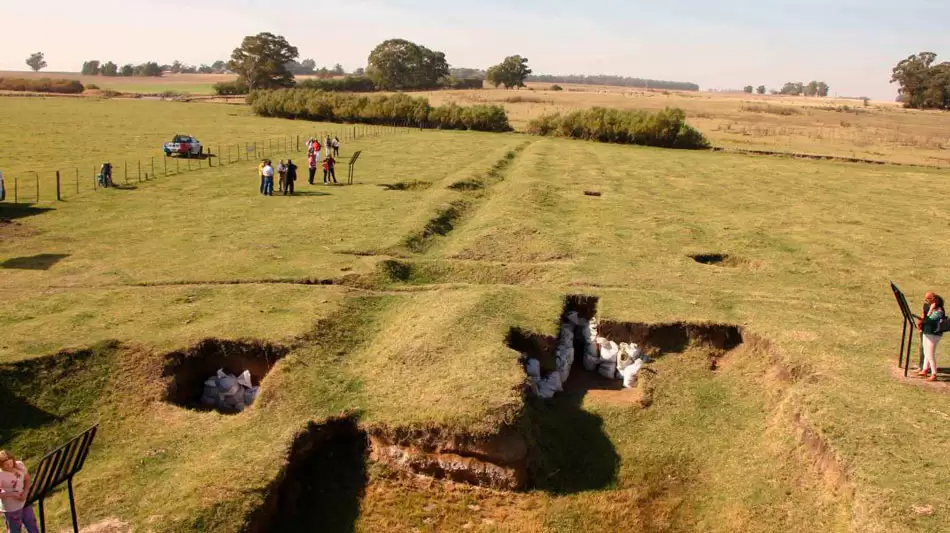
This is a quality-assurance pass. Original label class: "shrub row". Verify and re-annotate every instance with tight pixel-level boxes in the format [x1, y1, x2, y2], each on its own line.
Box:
[525, 107, 710, 149]
[296, 76, 377, 92]
[0, 77, 84, 94]
[212, 80, 249, 96]
[248, 89, 512, 132]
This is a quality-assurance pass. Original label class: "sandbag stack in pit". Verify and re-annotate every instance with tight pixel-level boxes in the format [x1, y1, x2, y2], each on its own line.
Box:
[201, 369, 261, 413]
[523, 312, 649, 399]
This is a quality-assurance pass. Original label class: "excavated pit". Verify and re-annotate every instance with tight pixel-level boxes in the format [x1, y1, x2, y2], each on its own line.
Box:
[162, 339, 289, 414]
[246, 417, 368, 533]
[691, 253, 744, 267]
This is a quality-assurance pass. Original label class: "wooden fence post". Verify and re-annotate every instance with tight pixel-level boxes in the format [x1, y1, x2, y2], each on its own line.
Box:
[137, 160, 141, 182]
[35, 175, 39, 202]
[124, 161, 128, 184]
[75, 168, 79, 194]
[151, 157, 155, 180]
[14, 178, 17, 203]
[56, 171, 61, 201]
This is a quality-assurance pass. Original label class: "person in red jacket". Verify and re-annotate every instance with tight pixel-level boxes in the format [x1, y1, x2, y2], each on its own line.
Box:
[307, 151, 318, 185]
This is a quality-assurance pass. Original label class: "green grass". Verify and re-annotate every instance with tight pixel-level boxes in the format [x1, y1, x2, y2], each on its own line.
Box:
[2, 97, 949, 532]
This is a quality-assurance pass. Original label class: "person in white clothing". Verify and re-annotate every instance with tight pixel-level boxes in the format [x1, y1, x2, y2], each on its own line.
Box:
[0, 450, 38, 533]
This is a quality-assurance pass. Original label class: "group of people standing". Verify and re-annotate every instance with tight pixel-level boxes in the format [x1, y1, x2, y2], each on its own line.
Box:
[306, 136, 340, 185]
[257, 159, 298, 196]
[256, 136, 341, 195]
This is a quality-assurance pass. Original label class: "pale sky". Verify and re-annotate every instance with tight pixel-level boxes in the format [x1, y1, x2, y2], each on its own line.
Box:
[2, 0, 948, 100]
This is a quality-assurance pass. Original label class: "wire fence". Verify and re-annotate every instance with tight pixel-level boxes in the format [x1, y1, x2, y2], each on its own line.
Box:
[0, 123, 411, 205]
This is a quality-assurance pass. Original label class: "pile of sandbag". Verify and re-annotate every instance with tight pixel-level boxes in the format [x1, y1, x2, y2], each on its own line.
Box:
[523, 312, 649, 399]
[201, 369, 260, 412]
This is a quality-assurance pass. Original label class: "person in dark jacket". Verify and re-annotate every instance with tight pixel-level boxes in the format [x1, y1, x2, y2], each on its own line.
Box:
[323, 155, 337, 184]
[284, 160, 297, 195]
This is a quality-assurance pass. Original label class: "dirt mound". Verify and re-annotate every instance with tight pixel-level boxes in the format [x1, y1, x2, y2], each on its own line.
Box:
[162, 339, 288, 412]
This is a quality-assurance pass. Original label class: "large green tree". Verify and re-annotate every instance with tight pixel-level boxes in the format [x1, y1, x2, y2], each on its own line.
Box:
[100, 61, 118, 76]
[891, 52, 950, 109]
[81, 60, 100, 75]
[485, 55, 532, 89]
[756, 85, 766, 95]
[228, 32, 299, 91]
[367, 39, 449, 90]
[25, 52, 47, 72]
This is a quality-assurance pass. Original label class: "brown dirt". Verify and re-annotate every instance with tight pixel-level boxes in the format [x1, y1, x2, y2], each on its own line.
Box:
[161, 339, 288, 411]
[889, 363, 950, 395]
[0, 219, 39, 240]
[367, 426, 528, 491]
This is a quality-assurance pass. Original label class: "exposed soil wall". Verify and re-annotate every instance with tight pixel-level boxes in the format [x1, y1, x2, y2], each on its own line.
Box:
[367, 427, 528, 491]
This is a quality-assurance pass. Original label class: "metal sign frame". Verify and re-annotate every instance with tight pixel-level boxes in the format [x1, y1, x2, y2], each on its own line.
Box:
[891, 282, 918, 377]
[347, 151, 362, 185]
[23, 424, 98, 533]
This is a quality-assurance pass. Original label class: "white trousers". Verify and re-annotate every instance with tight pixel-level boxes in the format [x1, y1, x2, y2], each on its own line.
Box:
[922, 334, 941, 375]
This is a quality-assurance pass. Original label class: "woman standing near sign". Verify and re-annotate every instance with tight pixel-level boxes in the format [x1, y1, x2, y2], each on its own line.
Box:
[917, 292, 945, 381]
[0, 450, 39, 533]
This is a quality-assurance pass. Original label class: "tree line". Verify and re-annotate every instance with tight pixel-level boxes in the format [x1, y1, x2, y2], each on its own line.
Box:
[525, 74, 699, 91]
[742, 82, 829, 97]
[247, 90, 512, 132]
[891, 52, 950, 110]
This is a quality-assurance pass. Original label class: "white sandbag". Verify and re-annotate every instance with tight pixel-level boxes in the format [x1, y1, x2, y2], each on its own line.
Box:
[589, 318, 599, 340]
[237, 370, 253, 389]
[216, 374, 238, 393]
[244, 386, 261, 406]
[598, 361, 618, 380]
[536, 372, 563, 399]
[599, 340, 619, 362]
[564, 311, 581, 326]
[617, 343, 641, 371]
[583, 353, 600, 372]
[622, 359, 644, 389]
[559, 323, 575, 345]
[201, 383, 219, 406]
[525, 358, 541, 379]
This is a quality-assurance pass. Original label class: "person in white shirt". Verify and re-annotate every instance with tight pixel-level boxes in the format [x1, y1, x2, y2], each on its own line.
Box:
[0, 450, 38, 533]
[261, 161, 275, 196]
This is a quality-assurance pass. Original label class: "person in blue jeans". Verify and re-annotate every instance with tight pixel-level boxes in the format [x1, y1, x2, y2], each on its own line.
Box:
[261, 160, 275, 196]
[0, 450, 39, 533]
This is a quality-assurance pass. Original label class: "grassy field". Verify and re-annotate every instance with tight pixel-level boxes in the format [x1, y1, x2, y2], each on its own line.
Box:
[0, 71, 230, 94]
[2, 97, 950, 532]
[418, 83, 950, 166]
